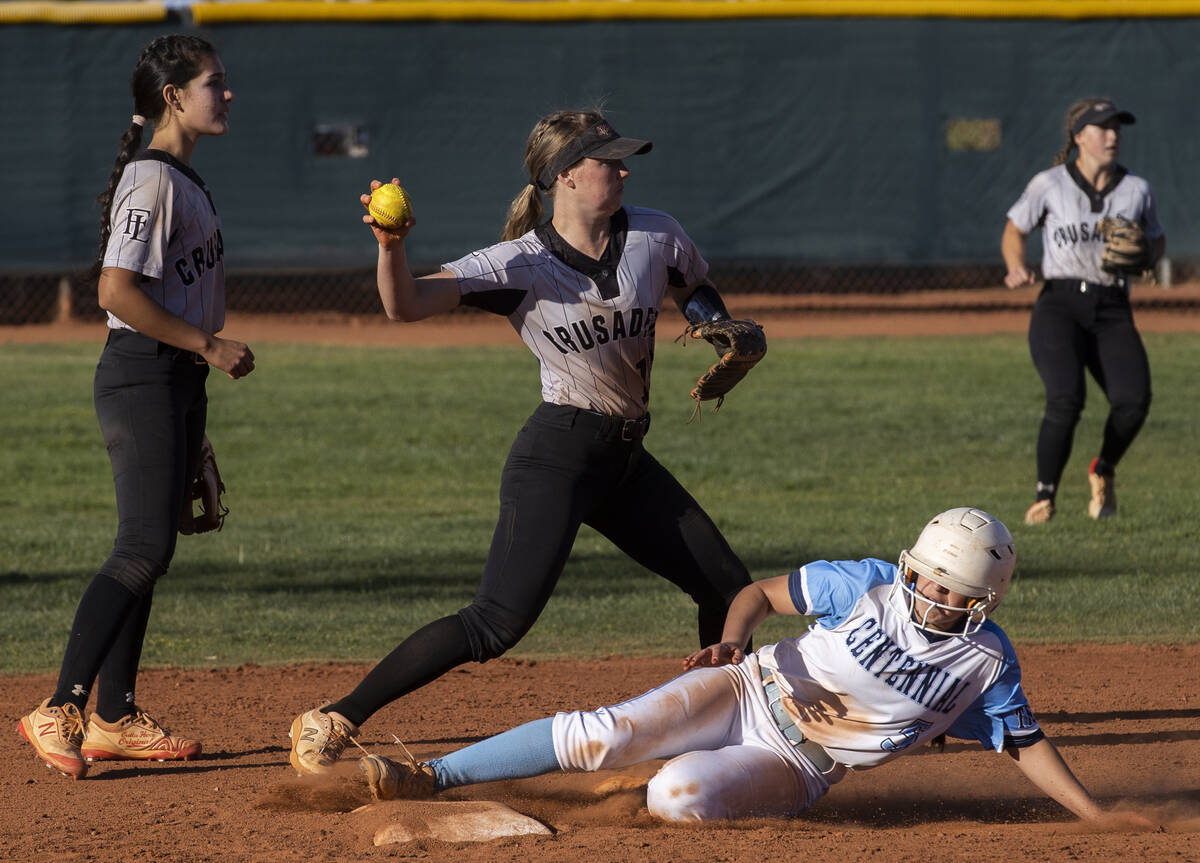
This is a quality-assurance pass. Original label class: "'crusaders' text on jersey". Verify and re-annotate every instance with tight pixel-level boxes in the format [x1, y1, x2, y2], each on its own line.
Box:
[444, 206, 706, 417]
[102, 151, 225, 334]
[1007, 163, 1162, 287]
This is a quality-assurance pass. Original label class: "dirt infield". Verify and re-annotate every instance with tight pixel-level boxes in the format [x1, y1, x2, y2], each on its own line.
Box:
[2, 646, 1197, 862]
[3, 295, 1197, 860]
[4, 286, 1200, 347]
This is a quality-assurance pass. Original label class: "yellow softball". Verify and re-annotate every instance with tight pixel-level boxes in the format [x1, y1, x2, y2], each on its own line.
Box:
[368, 182, 412, 231]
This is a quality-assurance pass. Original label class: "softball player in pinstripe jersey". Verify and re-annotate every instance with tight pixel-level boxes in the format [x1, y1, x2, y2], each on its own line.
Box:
[289, 110, 755, 775]
[1001, 99, 1164, 525]
[18, 35, 254, 780]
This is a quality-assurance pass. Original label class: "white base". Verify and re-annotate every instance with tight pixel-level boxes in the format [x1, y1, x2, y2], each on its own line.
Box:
[371, 800, 552, 845]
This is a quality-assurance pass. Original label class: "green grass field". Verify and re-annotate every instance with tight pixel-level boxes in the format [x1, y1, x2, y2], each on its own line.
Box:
[2, 332, 1197, 674]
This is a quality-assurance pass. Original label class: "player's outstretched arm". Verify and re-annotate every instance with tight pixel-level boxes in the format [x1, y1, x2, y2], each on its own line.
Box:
[362, 179, 459, 322]
[1007, 737, 1157, 830]
[683, 575, 799, 669]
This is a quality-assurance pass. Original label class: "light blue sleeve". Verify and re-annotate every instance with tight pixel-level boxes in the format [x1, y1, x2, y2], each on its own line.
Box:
[787, 558, 898, 628]
[944, 622, 1041, 752]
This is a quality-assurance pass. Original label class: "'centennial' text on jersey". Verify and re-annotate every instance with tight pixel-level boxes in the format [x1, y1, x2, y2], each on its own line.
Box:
[758, 559, 1042, 769]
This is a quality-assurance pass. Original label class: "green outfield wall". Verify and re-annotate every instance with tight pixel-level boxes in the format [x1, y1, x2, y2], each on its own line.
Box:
[2, 5, 1195, 271]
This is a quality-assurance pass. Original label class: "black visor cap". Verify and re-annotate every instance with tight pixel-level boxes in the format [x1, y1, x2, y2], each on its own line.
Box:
[535, 121, 652, 191]
[1072, 101, 1136, 135]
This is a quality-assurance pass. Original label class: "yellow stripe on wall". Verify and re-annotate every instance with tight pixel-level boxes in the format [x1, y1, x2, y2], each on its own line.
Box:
[189, 0, 1200, 25]
[0, 2, 167, 24]
[2, 0, 1196, 26]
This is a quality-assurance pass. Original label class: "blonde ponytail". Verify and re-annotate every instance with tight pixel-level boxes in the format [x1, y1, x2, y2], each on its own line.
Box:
[501, 184, 544, 241]
[500, 109, 606, 240]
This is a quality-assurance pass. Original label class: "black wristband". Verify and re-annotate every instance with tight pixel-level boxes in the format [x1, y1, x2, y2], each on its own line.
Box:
[682, 282, 730, 324]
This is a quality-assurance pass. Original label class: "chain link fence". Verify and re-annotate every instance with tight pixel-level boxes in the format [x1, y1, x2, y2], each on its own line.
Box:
[3, 261, 1199, 326]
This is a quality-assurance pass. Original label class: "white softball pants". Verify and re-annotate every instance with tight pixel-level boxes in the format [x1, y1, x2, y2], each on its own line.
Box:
[551, 655, 840, 821]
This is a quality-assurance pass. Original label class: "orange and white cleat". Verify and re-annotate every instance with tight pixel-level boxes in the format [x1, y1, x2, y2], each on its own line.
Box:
[1023, 498, 1055, 525]
[81, 709, 201, 761]
[18, 699, 88, 778]
[1087, 459, 1116, 520]
[288, 707, 358, 775]
[359, 753, 436, 801]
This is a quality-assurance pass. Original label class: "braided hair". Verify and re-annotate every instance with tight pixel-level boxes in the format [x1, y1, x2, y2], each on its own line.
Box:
[93, 35, 218, 276]
[1052, 96, 1111, 167]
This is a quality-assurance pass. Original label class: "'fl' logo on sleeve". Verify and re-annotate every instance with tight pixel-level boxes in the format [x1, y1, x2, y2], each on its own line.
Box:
[122, 208, 151, 243]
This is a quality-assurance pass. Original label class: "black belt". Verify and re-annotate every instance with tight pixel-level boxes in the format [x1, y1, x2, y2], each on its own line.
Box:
[547, 404, 651, 442]
[174, 348, 207, 365]
[760, 668, 838, 775]
[107, 328, 208, 365]
[1044, 278, 1126, 295]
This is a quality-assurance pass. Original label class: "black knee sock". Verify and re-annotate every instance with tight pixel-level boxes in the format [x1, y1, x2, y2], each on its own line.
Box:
[51, 575, 140, 713]
[95, 591, 154, 722]
[1035, 416, 1076, 496]
[326, 614, 474, 728]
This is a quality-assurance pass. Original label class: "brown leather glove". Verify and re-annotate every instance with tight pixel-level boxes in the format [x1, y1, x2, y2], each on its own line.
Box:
[677, 318, 767, 417]
[1097, 216, 1150, 276]
[179, 435, 228, 535]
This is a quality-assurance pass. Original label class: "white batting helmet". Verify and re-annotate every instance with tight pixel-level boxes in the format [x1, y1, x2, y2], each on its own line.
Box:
[891, 507, 1016, 635]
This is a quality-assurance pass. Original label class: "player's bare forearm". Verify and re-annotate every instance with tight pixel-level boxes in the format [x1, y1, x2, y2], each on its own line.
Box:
[1008, 737, 1158, 829]
[683, 576, 799, 669]
[719, 583, 775, 646]
[1008, 737, 1106, 822]
[98, 268, 254, 379]
[1001, 221, 1035, 288]
[375, 247, 458, 322]
[99, 268, 214, 352]
[375, 242, 418, 320]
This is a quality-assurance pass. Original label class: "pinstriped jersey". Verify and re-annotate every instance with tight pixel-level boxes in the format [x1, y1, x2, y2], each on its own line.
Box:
[1006, 163, 1163, 287]
[757, 559, 1040, 770]
[443, 206, 707, 418]
[102, 150, 226, 334]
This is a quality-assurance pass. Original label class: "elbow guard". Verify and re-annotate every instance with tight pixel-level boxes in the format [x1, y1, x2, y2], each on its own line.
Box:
[682, 282, 730, 325]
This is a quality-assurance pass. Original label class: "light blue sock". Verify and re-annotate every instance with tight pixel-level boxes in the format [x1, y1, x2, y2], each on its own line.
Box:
[428, 716, 560, 791]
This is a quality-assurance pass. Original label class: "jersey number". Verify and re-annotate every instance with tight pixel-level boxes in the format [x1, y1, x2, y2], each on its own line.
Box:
[881, 720, 933, 753]
[635, 358, 650, 405]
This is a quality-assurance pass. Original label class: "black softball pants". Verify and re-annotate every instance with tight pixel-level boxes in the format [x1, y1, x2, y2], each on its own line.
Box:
[51, 329, 208, 718]
[459, 402, 752, 656]
[1027, 280, 1151, 496]
[329, 402, 753, 727]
